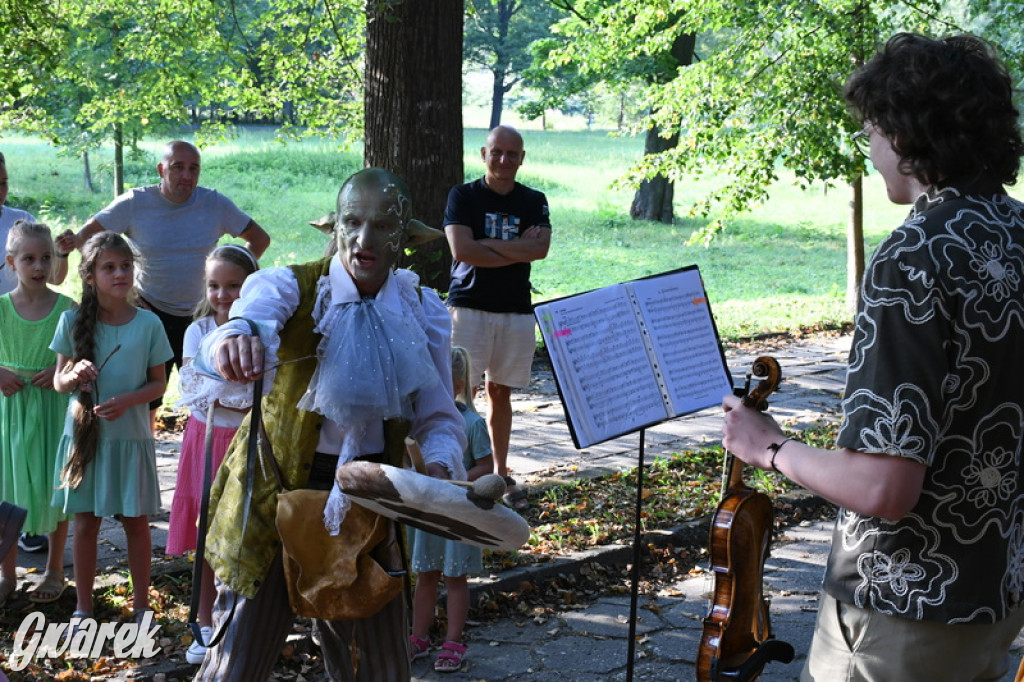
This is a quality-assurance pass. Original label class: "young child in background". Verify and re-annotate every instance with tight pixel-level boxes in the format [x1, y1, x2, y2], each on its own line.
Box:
[51, 231, 172, 621]
[0, 221, 73, 606]
[409, 346, 493, 673]
[0, 153, 68, 297]
[167, 244, 259, 664]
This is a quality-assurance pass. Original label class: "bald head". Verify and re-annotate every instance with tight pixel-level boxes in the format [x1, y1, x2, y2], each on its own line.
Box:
[162, 140, 200, 165]
[336, 168, 413, 226]
[481, 125, 524, 193]
[157, 141, 201, 203]
[335, 167, 414, 295]
[486, 125, 523, 149]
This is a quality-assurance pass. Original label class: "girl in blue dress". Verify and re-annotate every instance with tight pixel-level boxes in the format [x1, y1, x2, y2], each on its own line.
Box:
[409, 346, 493, 673]
[51, 232, 172, 621]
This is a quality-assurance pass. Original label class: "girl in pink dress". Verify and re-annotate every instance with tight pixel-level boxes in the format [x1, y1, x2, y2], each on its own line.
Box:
[166, 244, 258, 664]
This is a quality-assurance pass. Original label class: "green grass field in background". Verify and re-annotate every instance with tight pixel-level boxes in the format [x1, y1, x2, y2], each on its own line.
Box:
[1, 127, 912, 339]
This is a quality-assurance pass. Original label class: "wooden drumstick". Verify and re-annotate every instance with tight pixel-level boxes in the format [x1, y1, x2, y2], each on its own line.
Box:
[405, 437, 428, 475]
[404, 437, 507, 501]
[446, 474, 508, 501]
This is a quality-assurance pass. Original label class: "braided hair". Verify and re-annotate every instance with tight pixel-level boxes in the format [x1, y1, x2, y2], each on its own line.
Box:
[62, 232, 135, 489]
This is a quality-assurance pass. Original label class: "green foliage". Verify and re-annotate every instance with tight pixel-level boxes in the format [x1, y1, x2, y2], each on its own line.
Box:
[536, 0, 1005, 240]
[465, 0, 567, 124]
[3, 127, 914, 340]
[0, 0, 367, 194]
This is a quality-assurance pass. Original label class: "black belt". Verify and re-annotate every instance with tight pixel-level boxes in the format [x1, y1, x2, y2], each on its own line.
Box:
[307, 451, 387, 490]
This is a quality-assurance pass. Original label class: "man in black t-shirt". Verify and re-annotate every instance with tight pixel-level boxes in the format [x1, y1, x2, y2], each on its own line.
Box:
[444, 125, 551, 508]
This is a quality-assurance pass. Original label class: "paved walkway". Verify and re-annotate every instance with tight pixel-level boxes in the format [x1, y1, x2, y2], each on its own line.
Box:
[11, 333, 1024, 680]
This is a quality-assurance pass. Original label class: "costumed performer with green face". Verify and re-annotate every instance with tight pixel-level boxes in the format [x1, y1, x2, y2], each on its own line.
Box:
[190, 168, 468, 681]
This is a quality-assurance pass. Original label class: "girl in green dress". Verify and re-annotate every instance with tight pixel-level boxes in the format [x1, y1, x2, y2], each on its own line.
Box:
[0, 221, 73, 606]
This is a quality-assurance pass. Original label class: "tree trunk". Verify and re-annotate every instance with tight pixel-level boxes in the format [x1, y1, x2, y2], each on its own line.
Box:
[630, 32, 694, 224]
[847, 176, 865, 312]
[488, 67, 506, 130]
[364, 0, 463, 292]
[113, 123, 124, 198]
[629, 124, 678, 223]
[82, 150, 94, 193]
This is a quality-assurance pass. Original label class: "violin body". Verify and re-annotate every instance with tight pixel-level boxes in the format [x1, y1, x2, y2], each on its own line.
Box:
[696, 357, 794, 681]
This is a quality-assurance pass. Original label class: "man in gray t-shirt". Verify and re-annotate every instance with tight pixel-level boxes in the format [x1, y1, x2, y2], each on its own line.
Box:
[59, 140, 270, 426]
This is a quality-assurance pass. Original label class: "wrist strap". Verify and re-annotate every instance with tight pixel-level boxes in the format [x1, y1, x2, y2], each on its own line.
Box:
[768, 437, 793, 473]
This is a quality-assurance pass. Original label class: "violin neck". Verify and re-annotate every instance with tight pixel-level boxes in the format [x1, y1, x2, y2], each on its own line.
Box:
[723, 450, 750, 492]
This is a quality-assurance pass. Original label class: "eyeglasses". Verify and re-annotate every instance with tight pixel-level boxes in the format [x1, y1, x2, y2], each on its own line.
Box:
[851, 129, 871, 158]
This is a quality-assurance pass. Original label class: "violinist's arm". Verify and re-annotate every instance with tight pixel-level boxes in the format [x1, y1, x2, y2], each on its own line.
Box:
[721, 393, 926, 521]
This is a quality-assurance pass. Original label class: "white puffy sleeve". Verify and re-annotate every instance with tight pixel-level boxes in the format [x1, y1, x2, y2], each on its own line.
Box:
[191, 266, 301, 397]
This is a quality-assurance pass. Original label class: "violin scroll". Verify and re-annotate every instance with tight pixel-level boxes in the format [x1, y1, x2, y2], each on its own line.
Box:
[741, 356, 781, 412]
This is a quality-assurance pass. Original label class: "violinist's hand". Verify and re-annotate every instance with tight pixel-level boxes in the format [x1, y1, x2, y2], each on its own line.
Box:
[214, 334, 264, 383]
[721, 393, 785, 470]
[425, 462, 451, 480]
[0, 368, 26, 398]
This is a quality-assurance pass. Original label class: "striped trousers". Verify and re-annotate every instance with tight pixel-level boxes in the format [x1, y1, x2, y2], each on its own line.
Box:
[195, 552, 411, 681]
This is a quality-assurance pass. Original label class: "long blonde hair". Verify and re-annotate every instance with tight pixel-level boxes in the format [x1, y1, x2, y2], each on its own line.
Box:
[62, 232, 135, 489]
[451, 346, 476, 413]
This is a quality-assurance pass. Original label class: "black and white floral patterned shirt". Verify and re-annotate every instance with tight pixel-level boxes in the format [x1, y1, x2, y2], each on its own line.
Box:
[826, 186, 1024, 624]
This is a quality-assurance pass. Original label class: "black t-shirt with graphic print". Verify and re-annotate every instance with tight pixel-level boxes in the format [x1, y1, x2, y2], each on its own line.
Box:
[444, 178, 550, 314]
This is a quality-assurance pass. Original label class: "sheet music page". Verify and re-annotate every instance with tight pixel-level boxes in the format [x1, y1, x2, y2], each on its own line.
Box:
[629, 269, 732, 414]
[536, 285, 668, 448]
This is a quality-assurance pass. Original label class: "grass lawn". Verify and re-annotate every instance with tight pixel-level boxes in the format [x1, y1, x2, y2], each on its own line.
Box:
[1, 126, 912, 338]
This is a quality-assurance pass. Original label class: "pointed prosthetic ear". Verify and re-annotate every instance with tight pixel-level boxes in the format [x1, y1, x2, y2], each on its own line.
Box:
[404, 219, 445, 247]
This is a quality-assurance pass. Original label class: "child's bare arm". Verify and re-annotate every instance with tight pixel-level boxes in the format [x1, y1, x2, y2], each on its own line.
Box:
[53, 353, 96, 394]
[93, 364, 166, 421]
[0, 367, 26, 397]
[30, 364, 57, 391]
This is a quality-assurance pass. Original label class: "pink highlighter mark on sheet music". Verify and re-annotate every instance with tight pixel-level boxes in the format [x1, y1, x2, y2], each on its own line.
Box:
[555, 327, 572, 338]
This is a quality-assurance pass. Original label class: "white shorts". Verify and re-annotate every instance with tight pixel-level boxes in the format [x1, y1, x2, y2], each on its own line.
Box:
[449, 307, 535, 389]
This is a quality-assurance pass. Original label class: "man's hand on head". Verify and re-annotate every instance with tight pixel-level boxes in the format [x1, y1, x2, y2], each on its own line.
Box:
[215, 334, 264, 383]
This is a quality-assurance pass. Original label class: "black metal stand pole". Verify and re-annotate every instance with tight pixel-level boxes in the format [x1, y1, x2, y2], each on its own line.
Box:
[625, 429, 646, 681]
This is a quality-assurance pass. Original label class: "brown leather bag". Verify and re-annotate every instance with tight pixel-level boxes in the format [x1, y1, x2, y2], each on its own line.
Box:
[275, 489, 403, 620]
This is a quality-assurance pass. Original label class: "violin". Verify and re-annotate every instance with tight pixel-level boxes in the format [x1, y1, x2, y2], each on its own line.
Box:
[696, 356, 794, 681]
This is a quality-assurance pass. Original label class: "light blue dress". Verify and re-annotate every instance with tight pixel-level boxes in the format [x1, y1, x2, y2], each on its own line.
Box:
[410, 403, 490, 576]
[50, 308, 172, 517]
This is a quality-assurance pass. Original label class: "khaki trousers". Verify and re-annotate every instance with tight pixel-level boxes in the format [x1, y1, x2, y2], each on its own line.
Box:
[802, 592, 1024, 682]
[195, 552, 410, 681]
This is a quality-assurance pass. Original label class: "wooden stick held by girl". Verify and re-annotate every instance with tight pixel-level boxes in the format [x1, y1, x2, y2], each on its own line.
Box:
[409, 346, 493, 673]
[51, 231, 172, 619]
[0, 221, 73, 606]
[168, 244, 259, 665]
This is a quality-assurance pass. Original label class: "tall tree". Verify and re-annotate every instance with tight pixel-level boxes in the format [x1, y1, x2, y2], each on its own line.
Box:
[465, 0, 564, 129]
[542, 0, 971, 306]
[3, 0, 233, 197]
[628, 31, 694, 223]
[365, 0, 464, 291]
[538, 1, 695, 223]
